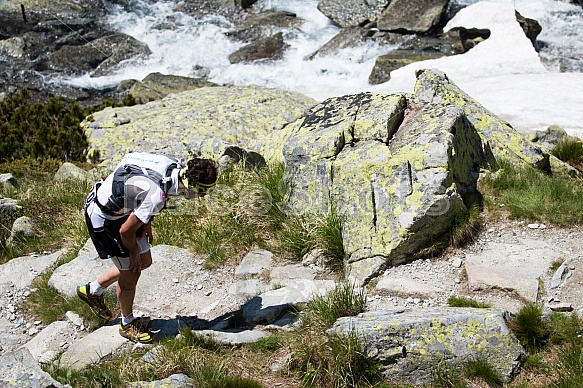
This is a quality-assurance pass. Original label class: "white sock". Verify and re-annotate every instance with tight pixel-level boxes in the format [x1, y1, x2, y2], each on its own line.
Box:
[121, 314, 135, 326]
[89, 281, 106, 296]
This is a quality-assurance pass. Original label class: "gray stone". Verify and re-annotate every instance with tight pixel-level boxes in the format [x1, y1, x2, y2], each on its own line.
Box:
[0, 347, 69, 387]
[48, 239, 105, 297]
[0, 36, 25, 58]
[242, 279, 336, 324]
[0, 173, 18, 188]
[229, 279, 268, 301]
[0, 249, 66, 290]
[228, 32, 288, 64]
[302, 248, 327, 267]
[551, 261, 569, 289]
[269, 264, 316, 287]
[0, 196, 21, 225]
[128, 373, 194, 388]
[235, 249, 273, 278]
[375, 275, 442, 298]
[317, 0, 390, 28]
[549, 303, 573, 312]
[527, 125, 569, 149]
[377, 0, 448, 33]
[54, 162, 90, 182]
[50, 242, 239, 322]
[196, 329, 267, 345]
[59, 325, 129, 370]
[22, 320, 77, 363]
[328, 308, 524, 386]
[46, 33, 151, 77]
[465, 239, 562, 302]
[83, 85, 316, 164]
[227, 10, 301, 42]
[9, 216, 36, 241]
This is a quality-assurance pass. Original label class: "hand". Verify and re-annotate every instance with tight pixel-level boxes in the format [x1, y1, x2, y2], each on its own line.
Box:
[129, 252, 142, 272]
[140, 221, 154, 245]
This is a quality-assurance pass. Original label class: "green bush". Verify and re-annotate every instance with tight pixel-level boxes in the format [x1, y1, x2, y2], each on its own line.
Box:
[0, 89, 89, 162]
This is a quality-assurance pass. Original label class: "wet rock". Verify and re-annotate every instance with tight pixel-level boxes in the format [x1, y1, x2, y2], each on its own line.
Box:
[515, 11, 542, 46]
[173, 0, 242, 21]
[377, 0, 449, 34]
[317, 0, 390, 28]
[368, 29, 489, 84]
[227, 10, 301, 42]
[228, 31, 288, 64]
[44, 33, 151, 76]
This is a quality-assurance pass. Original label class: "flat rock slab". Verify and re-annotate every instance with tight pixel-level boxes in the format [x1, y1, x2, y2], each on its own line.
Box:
[128, 373, 194, 388]
[235, 249, 273, 278]
[197, 329, 268, 345]
[375, 275, 442, 298]
[242, 279, 336, 324]
[59, 325, 128, 370]
[465, 238, 561, 301]
[0, 317, 29, 355]
[48, 239, 108, 297]
[23, 320, 79, 363]
[0, 248, 66, 289]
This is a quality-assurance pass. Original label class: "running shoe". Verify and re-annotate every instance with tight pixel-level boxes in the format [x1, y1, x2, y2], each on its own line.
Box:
[119, 319, 153, 343]
[76, 282, 112, 321]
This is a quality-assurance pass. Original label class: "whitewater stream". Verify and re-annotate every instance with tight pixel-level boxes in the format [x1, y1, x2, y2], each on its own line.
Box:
[61, 0, 583, 101]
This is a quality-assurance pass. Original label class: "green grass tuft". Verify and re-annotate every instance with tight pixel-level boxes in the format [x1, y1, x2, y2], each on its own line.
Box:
[463, 357, 503, 387]
[447, 296, 491, 308]
[482, 160, 583, 225]
[551, 136, 583, 171]
[508, 303, 549, 352]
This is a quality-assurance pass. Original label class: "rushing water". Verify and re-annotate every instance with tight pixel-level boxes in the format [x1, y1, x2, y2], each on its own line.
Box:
[61, 0, 583, 100]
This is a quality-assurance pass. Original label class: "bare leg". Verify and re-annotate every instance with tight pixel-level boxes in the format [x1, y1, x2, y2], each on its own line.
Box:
[97, 265, 120, 289]
[116, 251, 152, 319]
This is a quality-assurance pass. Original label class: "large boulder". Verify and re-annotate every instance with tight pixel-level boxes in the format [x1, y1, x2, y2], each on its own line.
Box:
[83, 85, 317, 163]
[328, 308, 525, 385]
[413, 69, 574, 176]
[226, 10, 301, 42]
[262, 68, 567, 283]
[377, 0, 448, 34]
[316, 0, 390, 28]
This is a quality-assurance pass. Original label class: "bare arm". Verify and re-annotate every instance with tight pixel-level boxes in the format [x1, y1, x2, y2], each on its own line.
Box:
[119, 214, 144, 272]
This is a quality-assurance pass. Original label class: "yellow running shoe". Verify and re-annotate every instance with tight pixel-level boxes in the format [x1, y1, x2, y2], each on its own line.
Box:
[119, 319, 153, 343]
[76, 282, 112, 321]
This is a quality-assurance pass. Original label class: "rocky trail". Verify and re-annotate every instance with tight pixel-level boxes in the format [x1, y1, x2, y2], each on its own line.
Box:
[0, 213, 581, 386]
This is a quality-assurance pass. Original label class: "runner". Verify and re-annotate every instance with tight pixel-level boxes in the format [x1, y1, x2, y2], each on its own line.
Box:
[77, 152, 217, 343]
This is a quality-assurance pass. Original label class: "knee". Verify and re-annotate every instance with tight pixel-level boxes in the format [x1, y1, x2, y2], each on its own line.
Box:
[118, 273, 140, 291]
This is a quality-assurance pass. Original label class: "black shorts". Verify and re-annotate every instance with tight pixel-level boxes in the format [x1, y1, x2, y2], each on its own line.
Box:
[85, 210, 144, 260]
